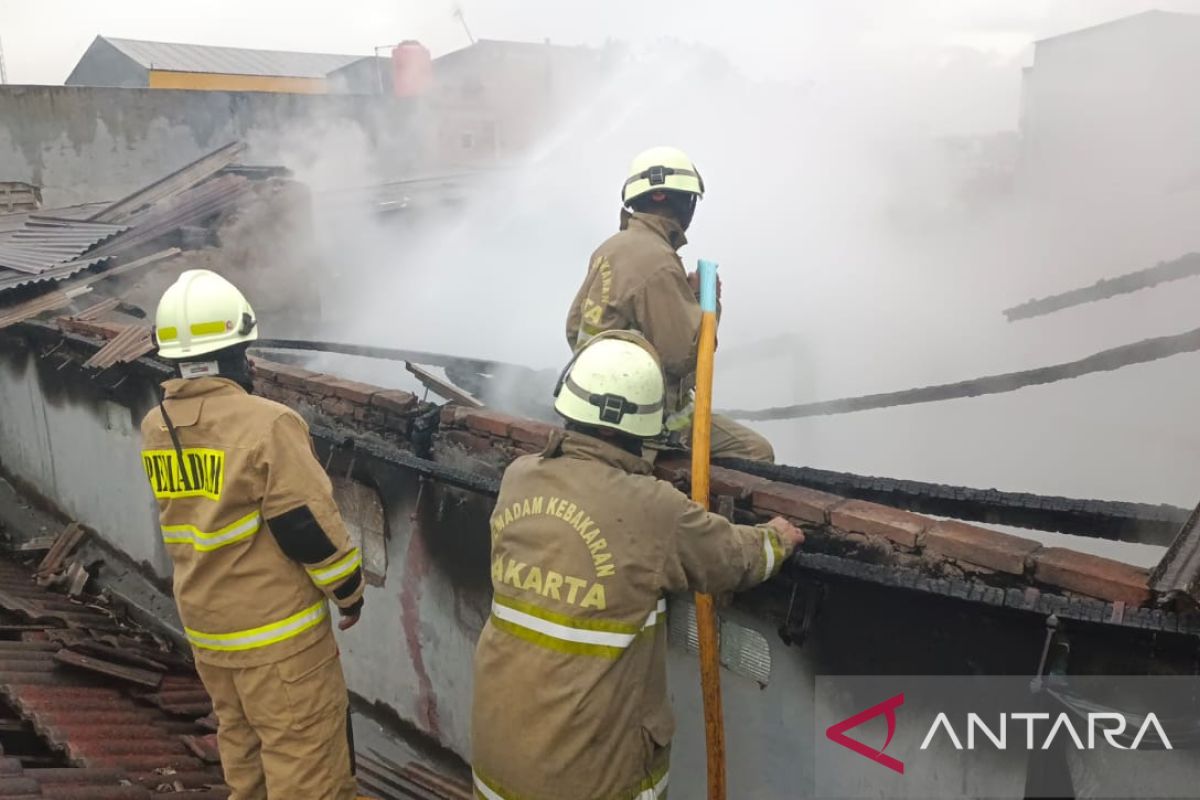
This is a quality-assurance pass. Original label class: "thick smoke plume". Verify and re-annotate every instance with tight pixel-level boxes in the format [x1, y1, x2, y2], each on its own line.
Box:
[257, 2, 1200, 566]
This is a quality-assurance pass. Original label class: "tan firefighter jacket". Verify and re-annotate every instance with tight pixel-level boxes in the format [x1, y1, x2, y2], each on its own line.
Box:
[566, 210, 719, 417]
[471, 431, 791, 800]
[140, 377, 365, 668]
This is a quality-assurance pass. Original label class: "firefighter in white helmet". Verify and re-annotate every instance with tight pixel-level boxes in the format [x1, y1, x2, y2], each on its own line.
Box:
[139, 269, 362, 800]
[566, 146, 776, 462]
[471, 331, 803, 800]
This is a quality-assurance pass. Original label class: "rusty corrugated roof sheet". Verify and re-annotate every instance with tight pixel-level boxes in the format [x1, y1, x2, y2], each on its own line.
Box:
[89, 142, 246, 226]
[0, 558, 228, 796]
[0, 290, 73, 331]
[83, 325, 154, 370]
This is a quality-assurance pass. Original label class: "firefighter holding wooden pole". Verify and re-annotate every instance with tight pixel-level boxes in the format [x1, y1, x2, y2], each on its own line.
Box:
[566, 146, 776, 463]
[470, 330, 803, 799]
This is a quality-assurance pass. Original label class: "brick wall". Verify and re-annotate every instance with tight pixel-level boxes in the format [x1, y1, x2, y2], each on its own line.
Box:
[436, 405, 1151, 608]
[251, 358, 429, 443]
[40, 320, 1156, 610]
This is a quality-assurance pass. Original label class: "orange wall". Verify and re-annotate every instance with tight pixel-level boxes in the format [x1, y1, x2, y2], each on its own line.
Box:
[148, 70, 328, 94]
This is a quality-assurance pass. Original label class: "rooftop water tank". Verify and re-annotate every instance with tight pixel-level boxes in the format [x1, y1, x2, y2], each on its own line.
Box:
[392, 41, 432, 97]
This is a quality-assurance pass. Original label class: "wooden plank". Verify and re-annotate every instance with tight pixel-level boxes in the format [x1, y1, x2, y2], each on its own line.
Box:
[54, 648, 164, 688]
[36, 523, 87, 577]
[16, 535, 58, 553]
[405, 362, 483, 407]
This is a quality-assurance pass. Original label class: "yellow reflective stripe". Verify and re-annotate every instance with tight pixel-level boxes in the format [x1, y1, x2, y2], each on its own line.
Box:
[307, 548, 362, 586]
[185, 601, 327, 652]
[490, 597, 667, 659]
[473, 770, 522, 800]
[162, 512, 260, 552]
[157, 326, 178, 342]
[630, 764, 670, 800]
[190, 320, 227, 336]
[576, 322, 606, 346]
[664, 400, 694, 432]
[494, 593, 642, 635]
[768, 527, 785, 578]
[758, 527, 777, 578]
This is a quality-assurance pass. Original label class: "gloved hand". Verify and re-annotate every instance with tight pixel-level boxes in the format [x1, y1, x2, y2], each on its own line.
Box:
[338, 599, 363, 630]
[687, 270, 722, 301]
[765, 516, 805, 556]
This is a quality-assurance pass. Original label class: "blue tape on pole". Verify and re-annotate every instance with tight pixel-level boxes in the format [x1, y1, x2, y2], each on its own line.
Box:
[698, 259, 718, 313]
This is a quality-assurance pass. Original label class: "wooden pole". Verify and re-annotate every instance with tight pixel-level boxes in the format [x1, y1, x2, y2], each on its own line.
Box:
[691, 258, 725, 800]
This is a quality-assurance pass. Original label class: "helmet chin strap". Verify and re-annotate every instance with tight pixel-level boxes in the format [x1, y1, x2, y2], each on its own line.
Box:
[157, 388, 193, 493]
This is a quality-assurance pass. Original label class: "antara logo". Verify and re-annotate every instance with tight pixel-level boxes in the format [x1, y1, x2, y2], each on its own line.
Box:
[826, 693, 906, 775]
[826, 692, 1173, 776]
[919, 711, 1173, 752]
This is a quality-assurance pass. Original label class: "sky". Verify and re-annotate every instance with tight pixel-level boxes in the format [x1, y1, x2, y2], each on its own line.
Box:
[4, 0, 1200, 123]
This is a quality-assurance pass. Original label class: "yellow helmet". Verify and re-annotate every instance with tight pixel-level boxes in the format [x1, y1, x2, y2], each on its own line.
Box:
[554, 331, 666, 438]
[154, 269, 258, 360]
[621, 146, 705, 206]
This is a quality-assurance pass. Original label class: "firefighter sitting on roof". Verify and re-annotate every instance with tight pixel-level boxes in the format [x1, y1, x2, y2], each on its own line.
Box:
[471, 330, 804, 800]
[139, 269, 363, 800]
[566, 145, 776, 462]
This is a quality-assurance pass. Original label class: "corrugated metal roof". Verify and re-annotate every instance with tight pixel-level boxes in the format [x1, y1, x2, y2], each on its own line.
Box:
[83, 324, 154, 370]
[0, 217, 127, 275]
[0, 259, 102, 294]
[0, 203, 110, 234]
[104, 36, 362, 78]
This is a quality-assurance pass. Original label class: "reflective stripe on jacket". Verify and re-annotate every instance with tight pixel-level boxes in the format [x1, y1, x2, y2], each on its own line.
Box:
[566, 211, 709, 415]
[140, 377, 364, 668]
[471, 431, 789, 800]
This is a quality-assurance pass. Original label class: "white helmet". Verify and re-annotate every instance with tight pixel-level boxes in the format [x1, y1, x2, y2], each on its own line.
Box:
[622, 146, 704, 206]
[154, 269, 258, 360]
[554, 331, 666, 438]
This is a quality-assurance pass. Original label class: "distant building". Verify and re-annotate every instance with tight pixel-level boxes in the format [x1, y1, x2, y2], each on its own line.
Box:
[426, 39, 612, 167]
[327, 56, 394, 96]
[65, 36, 362, 94]
[1019, 10, 1200, 198]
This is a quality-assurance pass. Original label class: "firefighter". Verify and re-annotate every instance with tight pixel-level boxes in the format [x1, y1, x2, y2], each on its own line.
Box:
[566, 145, 776, 462]
[471, 331, 804, 800]
[139, 270, 363, 800]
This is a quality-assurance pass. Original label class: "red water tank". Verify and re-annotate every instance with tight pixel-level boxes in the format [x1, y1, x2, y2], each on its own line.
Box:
[392, 41, 432, 97]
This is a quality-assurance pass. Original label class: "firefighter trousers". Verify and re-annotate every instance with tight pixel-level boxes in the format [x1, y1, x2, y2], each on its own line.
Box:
[705, 413, 775, 462]
[649, 414, 775, 464]
[195, 634, 358, 800]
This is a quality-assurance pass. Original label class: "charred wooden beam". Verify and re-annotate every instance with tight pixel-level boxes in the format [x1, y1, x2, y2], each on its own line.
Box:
[1149, 501, 1200, 607]
[1004, 253, 1200, 322]
[715, 457, 1187, 544]
[722, 324, 1200, 421]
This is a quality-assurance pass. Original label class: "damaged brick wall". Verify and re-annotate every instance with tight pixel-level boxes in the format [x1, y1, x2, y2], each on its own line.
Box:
[251, 358, 429, 444]
[432, 405, 1151, 609]
[6, 320, 1160, 614]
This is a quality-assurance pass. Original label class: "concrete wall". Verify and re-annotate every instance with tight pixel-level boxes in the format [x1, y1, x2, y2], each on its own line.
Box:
[0, 347, 169, 576]
[0, 85, 430, 206]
